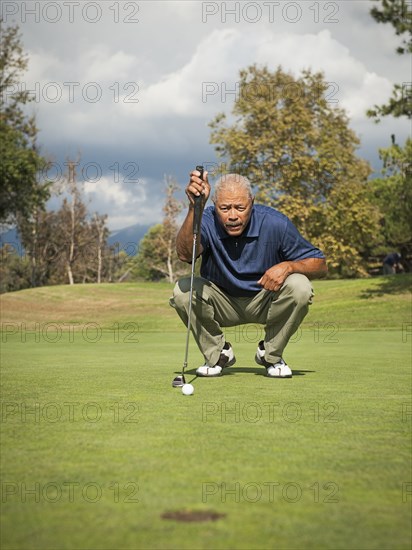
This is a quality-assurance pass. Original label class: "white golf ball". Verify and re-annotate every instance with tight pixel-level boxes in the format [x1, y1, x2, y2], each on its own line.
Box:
[182, 383, 194, 396]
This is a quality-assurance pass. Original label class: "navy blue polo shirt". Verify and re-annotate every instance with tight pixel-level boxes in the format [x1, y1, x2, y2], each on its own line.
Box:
[200, 204, 325, 296]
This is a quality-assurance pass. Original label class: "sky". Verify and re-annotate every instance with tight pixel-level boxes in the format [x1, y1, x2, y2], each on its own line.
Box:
[3, 0, 411, 230]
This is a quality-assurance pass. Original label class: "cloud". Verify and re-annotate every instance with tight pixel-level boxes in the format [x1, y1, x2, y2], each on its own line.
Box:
[253, 28, 394, 120]
[131, 28, 246, 118]
[116, 28, 395, 123]
[82, 48, 139, 82]
[83, 176, 162, 230]
[343, 71, 392, 120]
[13, 1, 409, 230]
[22, 24, 400, 153]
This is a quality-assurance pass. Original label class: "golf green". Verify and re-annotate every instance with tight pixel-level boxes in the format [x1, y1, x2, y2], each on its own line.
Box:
[1, 277, 411, 549]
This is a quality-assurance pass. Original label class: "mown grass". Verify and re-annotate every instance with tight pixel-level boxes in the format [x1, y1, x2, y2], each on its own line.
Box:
[1, 274, 411, 331]
[0, 276, 411, 549]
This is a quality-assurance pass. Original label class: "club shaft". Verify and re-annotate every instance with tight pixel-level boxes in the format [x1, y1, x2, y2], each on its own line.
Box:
[181, 164, 204, 377]
[182, 232, 198, 374]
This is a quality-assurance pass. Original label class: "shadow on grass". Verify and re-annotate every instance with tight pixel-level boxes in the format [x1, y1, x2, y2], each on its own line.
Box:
[178, 368, 315, 377]
[229, 367, 314, 377]
[360, 274, 412, 299]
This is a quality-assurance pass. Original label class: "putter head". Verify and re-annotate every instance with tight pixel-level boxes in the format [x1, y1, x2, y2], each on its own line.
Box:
[172, 374, 186, 387]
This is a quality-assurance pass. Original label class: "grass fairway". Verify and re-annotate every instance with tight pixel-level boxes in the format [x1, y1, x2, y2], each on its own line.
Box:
[1, 276, 411, 549]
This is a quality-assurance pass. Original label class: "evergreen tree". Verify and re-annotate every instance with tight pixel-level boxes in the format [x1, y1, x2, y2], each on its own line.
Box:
[367, 0, 412, 121]
[0, 20, 50, 224]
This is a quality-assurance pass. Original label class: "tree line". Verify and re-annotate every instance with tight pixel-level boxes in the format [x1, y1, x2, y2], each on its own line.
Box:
[1, 1, 411, 291]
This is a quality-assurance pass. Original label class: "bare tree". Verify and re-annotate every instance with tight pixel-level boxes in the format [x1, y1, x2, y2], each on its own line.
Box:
[55, 159, 103, 285]
[133, 175, 188, 282]
[163, 175, 183, 283]
[91, 212, 108, 284]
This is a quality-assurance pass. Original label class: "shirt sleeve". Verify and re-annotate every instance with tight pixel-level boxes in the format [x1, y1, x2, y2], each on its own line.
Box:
[280, 218, 325, 261]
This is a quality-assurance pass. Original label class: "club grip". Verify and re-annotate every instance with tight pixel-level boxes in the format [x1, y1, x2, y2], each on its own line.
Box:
[193, 165, 204, 235]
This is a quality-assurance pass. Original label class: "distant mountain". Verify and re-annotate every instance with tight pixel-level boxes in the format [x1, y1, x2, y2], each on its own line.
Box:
[107, 223, 153, 256]
[0, 223, 152, 258]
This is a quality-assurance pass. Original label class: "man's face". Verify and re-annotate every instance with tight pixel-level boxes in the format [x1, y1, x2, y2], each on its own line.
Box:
[214, 186, 254, 237]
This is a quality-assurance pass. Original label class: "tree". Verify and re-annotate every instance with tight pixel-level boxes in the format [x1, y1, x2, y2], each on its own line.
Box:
[370, 0, 411, 54]
[90, 213, 109, 284]
[133, 224, 169, 281]
[209, 65, 381, 277]
[134, 176, 189, 282]
[17, 161, 111, 286]
[17, 209, 62, 287]
[0, 244, 31, 293]
[52, 162, 111, 285]
[367, 0, 412, 121]
[0, 19, 50, 224]
[368, 137, 412, 266]
[366, 2, 411, 268]
[162, 175, 184, 283]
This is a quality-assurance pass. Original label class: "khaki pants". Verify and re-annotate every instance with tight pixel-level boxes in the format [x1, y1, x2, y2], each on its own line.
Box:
[169, 274, 313, 366]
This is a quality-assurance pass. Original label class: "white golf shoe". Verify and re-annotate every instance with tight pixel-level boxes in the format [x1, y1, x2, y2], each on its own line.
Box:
[255, 340, 292, 378]
[196, 342, 236, 377]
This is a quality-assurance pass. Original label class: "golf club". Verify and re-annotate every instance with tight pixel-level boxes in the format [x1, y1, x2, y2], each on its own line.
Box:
[172, 165, 204, 387]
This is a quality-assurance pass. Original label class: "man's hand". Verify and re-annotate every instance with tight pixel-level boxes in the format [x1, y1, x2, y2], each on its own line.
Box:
[258, 262, 293, 292]
[186, 168, 211, 206]
[258, 258, 328, 291]
[176, 168, 210, 262]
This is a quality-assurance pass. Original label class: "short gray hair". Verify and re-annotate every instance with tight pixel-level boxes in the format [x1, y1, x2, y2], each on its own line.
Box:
[212, 173, 254, 202]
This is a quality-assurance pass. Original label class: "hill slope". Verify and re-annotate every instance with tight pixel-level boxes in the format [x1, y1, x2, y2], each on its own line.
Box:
[1, 275, 410, 332]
